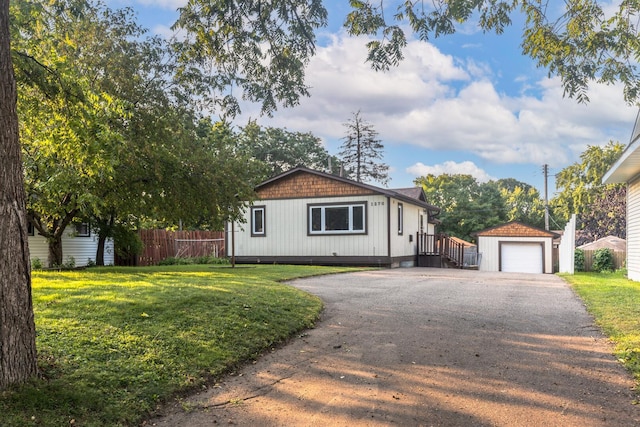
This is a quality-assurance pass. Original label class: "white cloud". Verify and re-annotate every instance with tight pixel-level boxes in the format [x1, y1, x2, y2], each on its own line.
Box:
[406, 161, 496, 182]
[234, 31, 636, 175]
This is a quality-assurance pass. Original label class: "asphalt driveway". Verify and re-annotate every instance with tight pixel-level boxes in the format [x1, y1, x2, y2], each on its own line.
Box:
[151, 268, 639, 426]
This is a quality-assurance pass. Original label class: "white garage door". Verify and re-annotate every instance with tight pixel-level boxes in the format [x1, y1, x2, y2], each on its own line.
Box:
[501, 242, 543, 273]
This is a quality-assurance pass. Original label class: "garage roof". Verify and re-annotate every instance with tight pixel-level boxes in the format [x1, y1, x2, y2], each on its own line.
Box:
[473, 221, 559, 238]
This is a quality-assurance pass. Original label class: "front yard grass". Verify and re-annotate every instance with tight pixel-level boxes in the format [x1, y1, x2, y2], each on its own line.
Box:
[0, 264, 359, 427]
[561, 270, 640, 383]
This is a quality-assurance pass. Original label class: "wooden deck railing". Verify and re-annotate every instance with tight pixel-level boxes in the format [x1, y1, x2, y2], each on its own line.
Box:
[417, 233, 465, 268]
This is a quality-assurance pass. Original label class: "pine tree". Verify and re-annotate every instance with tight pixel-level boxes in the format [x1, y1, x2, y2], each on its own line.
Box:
[339, 111, 389, 185]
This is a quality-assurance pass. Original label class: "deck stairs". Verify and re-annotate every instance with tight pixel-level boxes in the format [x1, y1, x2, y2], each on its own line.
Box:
[417, 233, 466, 268]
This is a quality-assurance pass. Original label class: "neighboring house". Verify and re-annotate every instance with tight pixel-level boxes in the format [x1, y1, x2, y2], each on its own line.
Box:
[603, 111, 640, 280]
[227, 166, 441, 267]
[28, 222, 114, 267]
[577, 235, 626, 252]
[473, 221, 558, 274]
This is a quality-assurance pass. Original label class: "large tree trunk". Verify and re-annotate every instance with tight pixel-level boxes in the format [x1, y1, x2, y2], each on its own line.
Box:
[0, 0, 38, 388]
[95, 214, 115, 267]
[47, 238, 63, 268]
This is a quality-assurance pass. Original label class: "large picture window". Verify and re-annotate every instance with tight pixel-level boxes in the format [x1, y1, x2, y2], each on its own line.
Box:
[308, 203, 366, 235]
[251, 206, 266, 237]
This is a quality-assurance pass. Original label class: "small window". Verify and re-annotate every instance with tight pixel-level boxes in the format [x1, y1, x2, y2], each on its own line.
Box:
[398, 203, 403, 235]
[27, 222, 34, 236]
[75, 222, 90, 237]
[251, 206, 266, 237]
[308, 203, 366, 235]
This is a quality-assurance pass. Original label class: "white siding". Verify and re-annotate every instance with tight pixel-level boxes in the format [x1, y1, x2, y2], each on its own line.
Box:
[478, 236, 554, 274]
[233, 195, 390, 258]
[627, 177, 640, 281]
[28, 229, 114, 267]
[388, 198, 435, 261]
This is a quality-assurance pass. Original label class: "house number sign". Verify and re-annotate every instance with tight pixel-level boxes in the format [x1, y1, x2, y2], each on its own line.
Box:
[370, 201, 384, 206]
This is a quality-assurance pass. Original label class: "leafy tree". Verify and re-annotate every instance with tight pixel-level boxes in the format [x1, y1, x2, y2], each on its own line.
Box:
[12, 0, 258, 267]
[339, 111, 389, 185]
[415, 174, 506, 242]
[13, 0, 136, 266]
[237, 120, 342, 181]
[576, 185, 626, 246]
[552, 141, 625, 241]
[0, 0, 37, 388]
[497, 178, 546, 229]
[172, 0, 328, 115]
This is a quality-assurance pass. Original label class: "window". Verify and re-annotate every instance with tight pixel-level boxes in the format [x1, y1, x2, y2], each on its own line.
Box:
[308, 203, 366, 235]
[251, 206, 266, 237]
[27, 222, 34, 236]
[398, 203, 404, 235]
[75, 222, 90, 237]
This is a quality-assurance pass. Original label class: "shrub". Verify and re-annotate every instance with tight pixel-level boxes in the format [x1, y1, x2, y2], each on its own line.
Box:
[592, 248, 614, 273]
[31, 257, 43, 270]
[574, 248, 585, 272]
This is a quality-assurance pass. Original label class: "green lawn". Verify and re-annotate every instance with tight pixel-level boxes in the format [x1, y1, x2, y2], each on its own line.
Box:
[0, 264, 359, 427]
[561, 270, 640, 383]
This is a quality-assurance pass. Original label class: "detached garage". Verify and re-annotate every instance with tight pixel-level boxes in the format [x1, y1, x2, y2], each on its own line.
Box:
[474, 222, 558, 274]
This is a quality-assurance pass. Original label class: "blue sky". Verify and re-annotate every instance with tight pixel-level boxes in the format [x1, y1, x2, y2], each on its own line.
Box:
[109, 1, 638, 195]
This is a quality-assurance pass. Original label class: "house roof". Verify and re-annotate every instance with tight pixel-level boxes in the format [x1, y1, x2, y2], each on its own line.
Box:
[473, 221, 559, 238]
[256, 166, 441, 213]
[577, 235, 626, 251]
[603, 109, 640, 184]
[393, 187, 426, 202]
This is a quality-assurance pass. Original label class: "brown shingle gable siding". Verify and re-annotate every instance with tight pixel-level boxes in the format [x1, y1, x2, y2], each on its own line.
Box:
[257, 172, 376, 199]
[475, 221, 557, 238]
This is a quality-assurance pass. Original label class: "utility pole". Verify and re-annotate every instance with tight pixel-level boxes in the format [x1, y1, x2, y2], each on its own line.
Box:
[543, 164, 550, 230]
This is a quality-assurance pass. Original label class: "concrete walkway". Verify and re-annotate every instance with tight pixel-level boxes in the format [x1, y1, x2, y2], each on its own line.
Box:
[150, 268, 639, 426]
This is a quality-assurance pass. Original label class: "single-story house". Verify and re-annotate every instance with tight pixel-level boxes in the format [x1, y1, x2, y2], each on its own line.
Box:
[226, 166, 441, 267]
[603, 110, 640, 280]
[473, 221, 558, 274]
[28, 222, 114, 267]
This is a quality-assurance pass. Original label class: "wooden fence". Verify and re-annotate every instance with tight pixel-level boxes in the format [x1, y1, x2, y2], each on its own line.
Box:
[581, 250, 625, 272]
[117, 230, 225, 266]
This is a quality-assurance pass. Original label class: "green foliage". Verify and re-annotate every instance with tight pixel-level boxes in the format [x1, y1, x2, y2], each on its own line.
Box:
[113, 226, 144, 260]
[237, 120, 341, 181]
[574, 248, 585, 272]
[173, 0, 328, 115]
[592, 248, 615, 273]
[339, 111, 389, 185]
[552, 141, 625, 222]
[497, 178, 546, 228]
[31, 258, 43, 271]
[415, 174, 507, 241]
[562, 271, 640, 384]
[577, 185, 626, 245]
[10, 0, 259, 266]
[0, 265, 359, 426]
